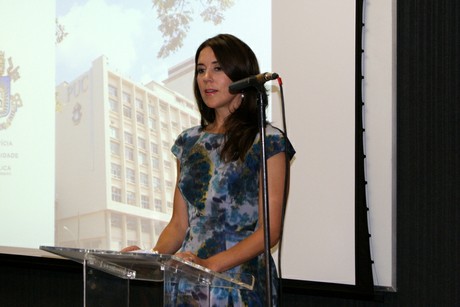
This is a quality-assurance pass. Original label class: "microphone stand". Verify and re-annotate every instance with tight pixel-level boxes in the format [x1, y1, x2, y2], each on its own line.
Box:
[256, 86, 273, 307]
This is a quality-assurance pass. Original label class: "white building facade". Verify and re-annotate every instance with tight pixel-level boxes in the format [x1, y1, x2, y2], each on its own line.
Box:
[55, 56, 199, 250]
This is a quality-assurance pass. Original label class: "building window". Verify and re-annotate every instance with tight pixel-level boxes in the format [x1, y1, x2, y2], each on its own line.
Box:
[153, 177, 161, 191]
[138, 152, 147, 165]
[111, 163, 121, 179]
[154, 198, 162, 211]
[125, 147, 134, 161]
[111, 187, 122, 202]
[124, 132, 133, 145]
[111, 213, 122, 227]
[141, 195, 150, 209]
[154, 221, 166, 236]
[151, 157, 159, 170]
[150, 142, 158, 154]
[160, 102, 168, 112]
[135, 98, 144, 110]
[109, 98, 118, 112]
[123, 105, 132, 118]
[149, 118, 157, 131]
[110, 126, 119, 139]
[127, 239, 137, 246]
[137, 137, 146, 150]
[127, 217, 137, 230]
[141, 219, 151, 233]
[108, 85, 118, 97]
[127, 191, 136, 205]
[136, 112, 145, 125]
[110, 141, 120, 156]
[162, 140, 170, 151]
[140, 172, 149, 187]
[148, 104, 156, 116]
[126, 168, 136, 183]
[123, 92, 131, 104]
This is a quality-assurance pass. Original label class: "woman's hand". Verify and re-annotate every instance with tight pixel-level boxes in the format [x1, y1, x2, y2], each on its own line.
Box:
[175, 251, 207, 267]
[175, 251, 198, 263]
[120, 245, 141, 252]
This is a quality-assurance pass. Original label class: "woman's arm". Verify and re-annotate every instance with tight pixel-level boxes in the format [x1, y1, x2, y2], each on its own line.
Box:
[186, 152, 288, 272]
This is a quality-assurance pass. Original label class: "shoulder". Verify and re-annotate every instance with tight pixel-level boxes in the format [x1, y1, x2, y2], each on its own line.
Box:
[265, 123, 284, 137]
[172, 125, 202, 157]
[175, 125, 202, 144]
[256, 123, 286, 142]
[261, 123, 296, 160]
[178, 125, 202, 138]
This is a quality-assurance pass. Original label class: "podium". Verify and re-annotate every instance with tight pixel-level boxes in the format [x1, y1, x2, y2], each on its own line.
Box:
[40, 246, 254, 306]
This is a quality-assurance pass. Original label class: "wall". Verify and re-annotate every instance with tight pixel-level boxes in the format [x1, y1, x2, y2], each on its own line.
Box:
[271, 0, 396, 289]
[284, 0, 460, 305]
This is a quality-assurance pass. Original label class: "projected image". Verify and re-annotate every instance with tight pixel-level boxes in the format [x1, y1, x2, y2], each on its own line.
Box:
[54, 0, 271, 251]
[2, 0, 396, 292]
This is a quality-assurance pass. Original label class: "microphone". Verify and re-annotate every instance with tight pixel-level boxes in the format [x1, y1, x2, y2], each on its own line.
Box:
[229, 72, 279, 93]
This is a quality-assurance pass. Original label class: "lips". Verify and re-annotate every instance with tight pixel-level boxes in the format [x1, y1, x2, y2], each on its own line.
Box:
[204, 89, 217, 95]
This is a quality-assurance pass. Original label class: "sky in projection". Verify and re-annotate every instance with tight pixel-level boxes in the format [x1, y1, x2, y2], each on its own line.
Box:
[55, 0, 271, 86]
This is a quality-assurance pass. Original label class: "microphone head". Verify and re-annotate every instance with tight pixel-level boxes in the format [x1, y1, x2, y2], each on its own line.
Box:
[264, 72, 279, 81]
[229, 72, 280, 93]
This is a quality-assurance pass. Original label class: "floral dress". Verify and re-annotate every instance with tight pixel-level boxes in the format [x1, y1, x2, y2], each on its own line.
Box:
[171, 124, 295, 306]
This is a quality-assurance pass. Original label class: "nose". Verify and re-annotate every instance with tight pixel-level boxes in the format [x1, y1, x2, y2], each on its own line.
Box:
[202, 69, 213, 82]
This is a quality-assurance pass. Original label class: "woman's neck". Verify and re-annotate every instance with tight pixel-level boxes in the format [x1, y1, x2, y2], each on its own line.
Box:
[205, 121, 225, 134]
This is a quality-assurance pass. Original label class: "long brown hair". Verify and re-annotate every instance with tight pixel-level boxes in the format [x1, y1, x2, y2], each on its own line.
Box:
[193, 34, 268, 162]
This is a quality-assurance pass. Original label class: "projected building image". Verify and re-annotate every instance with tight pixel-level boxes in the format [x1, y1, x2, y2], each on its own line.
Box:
[55, 55, 199, 251]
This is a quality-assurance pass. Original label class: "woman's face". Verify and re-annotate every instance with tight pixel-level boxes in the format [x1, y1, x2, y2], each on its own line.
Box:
[196, 47, 241, 117]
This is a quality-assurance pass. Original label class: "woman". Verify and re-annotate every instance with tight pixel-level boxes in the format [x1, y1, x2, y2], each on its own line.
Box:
[124, 34, 295, 306]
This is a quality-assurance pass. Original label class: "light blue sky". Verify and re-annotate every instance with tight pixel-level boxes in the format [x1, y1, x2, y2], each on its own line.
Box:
[56, 0, 271, 86]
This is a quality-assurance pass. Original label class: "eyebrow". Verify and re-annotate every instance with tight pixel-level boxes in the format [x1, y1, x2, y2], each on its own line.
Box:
[196, 60, 220, 66]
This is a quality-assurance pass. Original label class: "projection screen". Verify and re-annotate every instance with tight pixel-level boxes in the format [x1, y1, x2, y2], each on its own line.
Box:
[0, 0, 396, 292]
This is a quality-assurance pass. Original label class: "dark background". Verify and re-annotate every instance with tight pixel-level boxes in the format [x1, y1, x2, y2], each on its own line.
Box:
[1, 1, 459, 306]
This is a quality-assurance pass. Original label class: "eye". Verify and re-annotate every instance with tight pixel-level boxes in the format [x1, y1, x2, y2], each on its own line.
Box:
[196, 68, 205, 74]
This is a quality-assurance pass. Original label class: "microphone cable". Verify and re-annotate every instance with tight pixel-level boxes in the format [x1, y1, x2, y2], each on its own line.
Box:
[274, 75, 291, 307]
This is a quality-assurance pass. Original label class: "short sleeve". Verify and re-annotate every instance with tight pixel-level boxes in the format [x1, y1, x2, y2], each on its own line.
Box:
[264, 125, 296, 161]
[171, 126, 202, 163]
[171, 133, 184, 160]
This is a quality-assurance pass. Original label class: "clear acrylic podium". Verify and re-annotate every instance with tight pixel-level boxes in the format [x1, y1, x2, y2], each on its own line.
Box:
[40, 246, 254, 306]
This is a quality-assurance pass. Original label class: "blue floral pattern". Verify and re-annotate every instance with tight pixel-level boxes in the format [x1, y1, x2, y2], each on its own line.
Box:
[171, 124, 295, 306]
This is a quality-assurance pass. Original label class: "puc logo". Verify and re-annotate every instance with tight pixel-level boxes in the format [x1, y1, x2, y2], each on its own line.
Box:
[0, 51, 22, 130]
